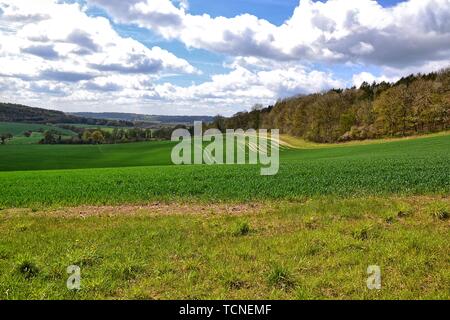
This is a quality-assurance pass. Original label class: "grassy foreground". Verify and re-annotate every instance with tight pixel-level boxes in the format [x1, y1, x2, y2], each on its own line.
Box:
[0, 196, 448, 300]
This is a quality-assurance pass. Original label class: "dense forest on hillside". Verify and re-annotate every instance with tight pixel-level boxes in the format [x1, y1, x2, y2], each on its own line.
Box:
[0, 103, 133, 127]
[216, 68, 450, 143]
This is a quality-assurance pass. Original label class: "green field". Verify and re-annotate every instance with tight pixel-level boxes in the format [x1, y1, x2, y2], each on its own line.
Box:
[0, 140, 173, 172]
[0, 122, 76, 136]
[0, 122, 77, 145]
[0, 132, 448, 300]
[6, 132, 45, 145]
[55, 123, 132, 132]
[0, 134, 449, 207]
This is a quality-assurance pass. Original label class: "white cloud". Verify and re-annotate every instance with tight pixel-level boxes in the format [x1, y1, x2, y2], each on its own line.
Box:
[0, 0, 197, 82]
[2, 0, 449, 115]
[352, 72, 398, 87]
[88, 0, 450, 69]
[0, 0, 210, 113]
[1, 61, 341, 116]
[84, 65, 341, 115]
[0, 0, 345, 115]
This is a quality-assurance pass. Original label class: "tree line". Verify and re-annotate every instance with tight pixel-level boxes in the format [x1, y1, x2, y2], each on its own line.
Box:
[39, 125, 189, 144]
[214, 68, 450, 143]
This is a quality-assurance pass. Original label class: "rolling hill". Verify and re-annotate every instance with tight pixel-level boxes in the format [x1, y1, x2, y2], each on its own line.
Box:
[0, 133, 448, 206]
[71, 112, 214, 124]
[0, 102, 133, 126]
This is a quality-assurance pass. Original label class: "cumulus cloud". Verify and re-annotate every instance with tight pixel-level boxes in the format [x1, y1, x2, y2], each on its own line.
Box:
[81, 65, 341, 115]
[88, 0, 450, 69]
[0, 0, 197, 82]
[40, 70, 95, 82]
[21, 44, 60, 60]
[2, 0, 449, 115]
[0, 0, 206, 113]
[66, 30, 100, 53]
[1, 61, 342, 116]
[352, 72, 398, 87]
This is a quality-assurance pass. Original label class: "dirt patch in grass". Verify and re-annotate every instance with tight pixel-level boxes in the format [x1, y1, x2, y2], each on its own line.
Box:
[3, 202, 268, 218]
[1, 195, 449, 220]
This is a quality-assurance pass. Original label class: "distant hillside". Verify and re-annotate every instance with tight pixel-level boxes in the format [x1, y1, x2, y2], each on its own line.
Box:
[0, 103, 71, 123]
[72, 112, 214, 124]
[0, 103, 133, 127]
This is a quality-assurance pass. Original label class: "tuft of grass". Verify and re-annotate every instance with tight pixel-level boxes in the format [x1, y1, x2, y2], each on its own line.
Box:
[384, 215, 396, 224]
[70, 248, 102, 268]
[427, 202, 450, 221]
[16, 260, 39, 279]
[352, 225, 372, 241]
[267, 266, 295, 290]
[15, 223, 31, 232]
[232, 221, 250, 236]
[397, 210, 412, 218]
[222, 274, 247, 290]
[0, 249, 9, 260]
[304, 216, 320, 230]
[119, 265, 146, 281]
[432, 208, 450, 221]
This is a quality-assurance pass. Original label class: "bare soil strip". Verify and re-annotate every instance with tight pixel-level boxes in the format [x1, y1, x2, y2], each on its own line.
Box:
[2, 202, 267, 218]
[1, 195, 448, 219]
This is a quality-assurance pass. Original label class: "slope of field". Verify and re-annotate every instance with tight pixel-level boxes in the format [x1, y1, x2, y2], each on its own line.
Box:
[280, 131, 450, 149]
[7, 132, 45, 145]
[0, 134, 448, 207]
[0, 122, 78, 145]
[0, 122, 76, 137]
[0, 140, 173, 171]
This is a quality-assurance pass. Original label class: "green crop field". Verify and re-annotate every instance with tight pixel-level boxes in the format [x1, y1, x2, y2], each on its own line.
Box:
[0, 132, 448, 300]
[0, 122, 77, 145]
[0, 140, 174, 172]
[0, 122, 77, 137]
[6, 132, 45, 145]
[0, 133, 449, 207]
[54, 123, 132, 132]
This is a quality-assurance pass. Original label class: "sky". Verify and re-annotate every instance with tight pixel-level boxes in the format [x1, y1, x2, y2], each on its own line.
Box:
[0, 0, 449, 116]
